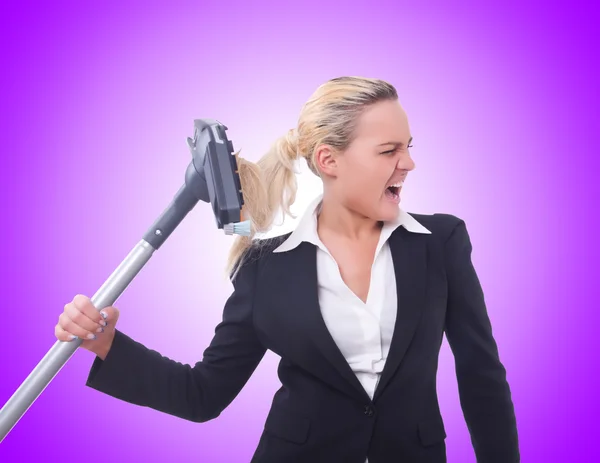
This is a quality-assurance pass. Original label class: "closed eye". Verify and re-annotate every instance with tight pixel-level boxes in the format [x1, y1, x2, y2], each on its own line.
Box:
[381, 144, 413, 155]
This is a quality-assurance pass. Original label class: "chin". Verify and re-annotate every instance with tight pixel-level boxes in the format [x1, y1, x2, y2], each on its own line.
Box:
[374, 201, 401, 222]
[380, 210, 400, 223]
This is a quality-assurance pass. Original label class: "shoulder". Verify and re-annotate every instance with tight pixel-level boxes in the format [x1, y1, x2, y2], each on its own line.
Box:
[405, 211, 467, 243]
[248, 233, 292, 260]
[231, 232, 292, 278]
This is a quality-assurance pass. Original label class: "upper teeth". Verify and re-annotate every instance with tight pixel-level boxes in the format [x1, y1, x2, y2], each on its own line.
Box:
[389, 181, 404, 188]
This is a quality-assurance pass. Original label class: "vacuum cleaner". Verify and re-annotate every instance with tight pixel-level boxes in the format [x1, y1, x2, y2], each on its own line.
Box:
[0, 119, 250, 442]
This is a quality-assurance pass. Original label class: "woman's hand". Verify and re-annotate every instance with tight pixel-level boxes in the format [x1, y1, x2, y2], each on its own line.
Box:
[55, 294, 120, 360]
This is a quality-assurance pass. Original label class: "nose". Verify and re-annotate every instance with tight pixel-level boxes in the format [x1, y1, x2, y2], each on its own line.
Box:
[396, 152, 415, 171]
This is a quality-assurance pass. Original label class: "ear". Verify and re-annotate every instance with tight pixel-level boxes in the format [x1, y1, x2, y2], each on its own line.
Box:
[314, 144, 339, 177]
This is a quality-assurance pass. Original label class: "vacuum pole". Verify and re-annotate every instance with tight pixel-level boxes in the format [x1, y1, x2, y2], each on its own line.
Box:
[0, 181, 199, 442]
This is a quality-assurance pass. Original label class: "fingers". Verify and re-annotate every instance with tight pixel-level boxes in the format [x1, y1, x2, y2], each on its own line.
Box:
[55, 322, 78, 342]
[57, 294, 114, 342]
[58, 311, 100, 340]
[73, 294, 105, 326]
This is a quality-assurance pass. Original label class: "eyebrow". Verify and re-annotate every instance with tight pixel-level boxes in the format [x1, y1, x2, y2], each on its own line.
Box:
[378, 136, 413, 147]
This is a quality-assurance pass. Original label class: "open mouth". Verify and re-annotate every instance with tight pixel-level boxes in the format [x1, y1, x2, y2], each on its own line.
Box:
[385, 180, 404, 201]
[386, 185, 400, 195]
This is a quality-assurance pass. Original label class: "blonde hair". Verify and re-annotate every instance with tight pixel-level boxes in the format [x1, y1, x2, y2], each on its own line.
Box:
[226, 76, 398, 279]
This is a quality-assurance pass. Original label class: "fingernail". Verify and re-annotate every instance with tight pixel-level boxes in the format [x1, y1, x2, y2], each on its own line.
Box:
[99, 319, 107, 327]
[96, 326, 104, 333]
[100, 311, 107, 319]
[69, 334, 77, 341]
[86, 333, 96, 340]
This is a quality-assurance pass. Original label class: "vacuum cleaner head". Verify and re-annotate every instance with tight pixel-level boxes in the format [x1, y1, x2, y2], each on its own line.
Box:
[186, 119, 250, 236]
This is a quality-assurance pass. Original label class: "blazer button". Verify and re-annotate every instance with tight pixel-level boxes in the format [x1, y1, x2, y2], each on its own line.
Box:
[364, 405, 374, 417]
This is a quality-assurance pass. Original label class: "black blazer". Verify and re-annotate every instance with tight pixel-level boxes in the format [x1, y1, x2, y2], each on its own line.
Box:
[86, 212, 519, 463]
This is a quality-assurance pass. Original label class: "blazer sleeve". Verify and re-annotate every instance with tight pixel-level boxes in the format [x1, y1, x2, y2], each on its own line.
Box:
[443, 218, 520, 462]
[84, 249, 266, 423]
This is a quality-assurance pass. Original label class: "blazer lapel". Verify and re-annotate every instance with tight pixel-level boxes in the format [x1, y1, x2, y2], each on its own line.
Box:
[278, 242, 372, 403]
[373, 227, 429, 401]
[266, 226, 428, 404]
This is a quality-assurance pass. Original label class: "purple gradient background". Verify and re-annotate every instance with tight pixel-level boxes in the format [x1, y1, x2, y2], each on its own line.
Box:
[1, 1, 598, 461]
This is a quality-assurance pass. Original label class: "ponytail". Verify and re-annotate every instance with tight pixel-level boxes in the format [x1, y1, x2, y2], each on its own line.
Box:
[225, 129, 300, 280]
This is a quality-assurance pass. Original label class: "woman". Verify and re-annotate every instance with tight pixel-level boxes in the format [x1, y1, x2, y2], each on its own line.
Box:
[55, 76, 519, 462]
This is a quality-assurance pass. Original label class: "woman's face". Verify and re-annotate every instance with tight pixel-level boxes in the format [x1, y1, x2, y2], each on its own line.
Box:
[318, 99, 416, 222]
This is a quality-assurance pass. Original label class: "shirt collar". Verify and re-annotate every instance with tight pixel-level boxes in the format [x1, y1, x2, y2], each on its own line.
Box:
[273, 193, 432, 254]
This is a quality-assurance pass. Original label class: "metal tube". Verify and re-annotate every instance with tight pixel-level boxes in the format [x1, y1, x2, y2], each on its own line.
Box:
[0, 239, 155, 442]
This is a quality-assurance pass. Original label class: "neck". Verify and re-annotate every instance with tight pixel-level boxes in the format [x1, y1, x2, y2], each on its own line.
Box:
[316, 194, 382, 241]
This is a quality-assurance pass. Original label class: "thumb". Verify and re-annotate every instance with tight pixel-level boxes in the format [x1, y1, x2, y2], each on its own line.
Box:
[99, 306, 120, 327]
